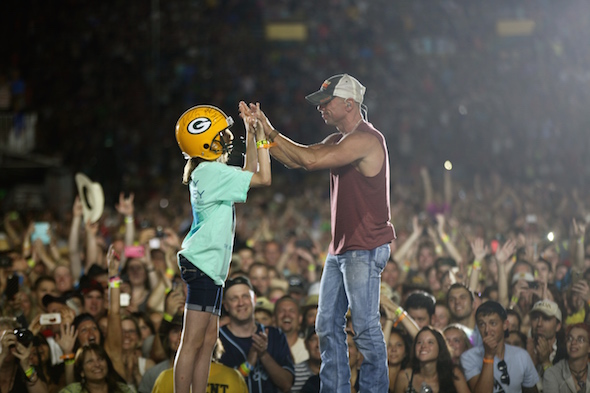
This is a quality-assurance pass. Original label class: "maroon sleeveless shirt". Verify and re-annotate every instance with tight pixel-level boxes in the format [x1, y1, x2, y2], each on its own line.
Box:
[329, 121, 396, 255]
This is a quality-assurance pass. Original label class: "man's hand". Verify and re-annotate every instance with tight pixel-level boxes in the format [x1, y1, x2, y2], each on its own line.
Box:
[107, 244, 121, 279]
[251, 328, 269, 358]
[0, 330, 16, 364]
[573, 218, 587, 238]
[249, 102, 275, 139]
[116, 192, 135, 217]
[28, 314, 42, 336]
[165, 289, 185, 316]
[162, 228, 181, 250]
[482, 333, 500, 359]
[572, 280, 590, 302]
[380, 294, 400, 320]
[72, 196, 83, 218]
[526, 337, 536, 364]
[535, 336, 551, 365]
[60, 305, 76, 326]
[12, 341, 33, 370]
[470, 238, 488, 262]
[85, 219, 99, 236]
[495, 239, 516, 264]
[411, 215, 422, 237]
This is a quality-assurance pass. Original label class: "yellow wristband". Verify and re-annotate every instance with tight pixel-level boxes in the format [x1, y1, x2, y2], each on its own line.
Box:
[27, 259, 36, 268]
[307, 264, 316, 272]
[393, 312, 406, 328]
[257, 142, 276, 149]
[239, 362, 251, 377]
[163, 312, 174, 322]
[473, 260, 481, 269]
[511, 295, 519, 304]
[166, 268, 175, 279]
[441, 234, 450, 243]
[124, 216, 134, 224]
[256, 139, 270, 148]
[25, 367, 35, 378]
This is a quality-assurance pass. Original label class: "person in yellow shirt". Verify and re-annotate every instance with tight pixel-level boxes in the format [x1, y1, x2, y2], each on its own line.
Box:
[152, 361, 247, 393]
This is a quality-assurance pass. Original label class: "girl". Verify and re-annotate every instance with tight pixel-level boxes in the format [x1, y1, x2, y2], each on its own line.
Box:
[394, 327, 470, 393]
[173, 102, 271, 393]
[387, 329, 411, 393]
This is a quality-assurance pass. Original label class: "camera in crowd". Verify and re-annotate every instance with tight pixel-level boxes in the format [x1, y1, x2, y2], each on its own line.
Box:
[12, 328, 40, 348]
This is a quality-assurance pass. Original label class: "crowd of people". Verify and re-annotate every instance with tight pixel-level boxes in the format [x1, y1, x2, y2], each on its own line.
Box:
[0, 157, 590, 392]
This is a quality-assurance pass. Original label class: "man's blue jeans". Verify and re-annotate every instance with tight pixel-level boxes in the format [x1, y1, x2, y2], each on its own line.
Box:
[316, 244, 390, 393]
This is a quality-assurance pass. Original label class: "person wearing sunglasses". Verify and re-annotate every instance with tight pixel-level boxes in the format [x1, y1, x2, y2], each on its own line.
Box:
[461, 301, 539, 393]
[543, 323, 590, 393]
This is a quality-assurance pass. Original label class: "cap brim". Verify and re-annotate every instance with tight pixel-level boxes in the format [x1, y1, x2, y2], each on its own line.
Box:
[42, 294, 66, 308]
[529, 309, 556, 319]
[305, 90, 333, 105]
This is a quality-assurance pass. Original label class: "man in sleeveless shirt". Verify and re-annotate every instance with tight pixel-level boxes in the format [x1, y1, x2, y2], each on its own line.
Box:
[251, 74, 395, 393]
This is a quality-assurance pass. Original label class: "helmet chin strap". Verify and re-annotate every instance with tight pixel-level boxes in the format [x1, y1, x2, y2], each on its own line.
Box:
[211, 129, 234, 156]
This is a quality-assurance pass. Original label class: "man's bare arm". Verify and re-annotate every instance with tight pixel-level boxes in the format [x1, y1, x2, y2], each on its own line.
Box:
[251, 103, 377, 171]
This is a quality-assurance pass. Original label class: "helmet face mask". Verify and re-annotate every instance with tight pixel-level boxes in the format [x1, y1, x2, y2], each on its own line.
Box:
[176, 105, 234, 161]
[210, 129, 234, 158]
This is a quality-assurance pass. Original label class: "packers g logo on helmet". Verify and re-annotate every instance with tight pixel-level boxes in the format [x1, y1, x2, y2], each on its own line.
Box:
[187, 117, 213, 135]
[175, 105, 234, 160]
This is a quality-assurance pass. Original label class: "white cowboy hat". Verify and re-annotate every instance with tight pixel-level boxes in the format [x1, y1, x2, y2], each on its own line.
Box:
[75, 173, 104, 224]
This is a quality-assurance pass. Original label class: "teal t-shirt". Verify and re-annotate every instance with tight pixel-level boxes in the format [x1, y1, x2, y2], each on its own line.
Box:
[178, 161, 253, 285]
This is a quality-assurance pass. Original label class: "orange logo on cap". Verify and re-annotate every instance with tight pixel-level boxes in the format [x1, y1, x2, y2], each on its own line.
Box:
[321, 80, 331, 90]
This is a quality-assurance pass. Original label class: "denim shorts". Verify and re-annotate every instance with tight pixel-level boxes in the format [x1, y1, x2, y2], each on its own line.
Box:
[178, 255, 223, 316]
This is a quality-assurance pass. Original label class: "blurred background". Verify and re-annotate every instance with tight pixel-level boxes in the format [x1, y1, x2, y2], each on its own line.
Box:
[1, 0, 590, 219]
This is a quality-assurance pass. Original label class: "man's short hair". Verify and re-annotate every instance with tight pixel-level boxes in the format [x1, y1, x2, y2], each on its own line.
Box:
[481, 285, 498, 300]
[447, 283, 475, 303]
[404, 291, 436, 316]
[33, 275, 56, 291]
[536, 258, 552, 272]
[506, 308, 522, 330]
[435, 257, 457, 270]
[248, 262, 269, 275]
[417, 240, 435, 254]
[73, 313, 97, 330]
[475, 301, 507, 321]
[273, 295, 300, 316]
